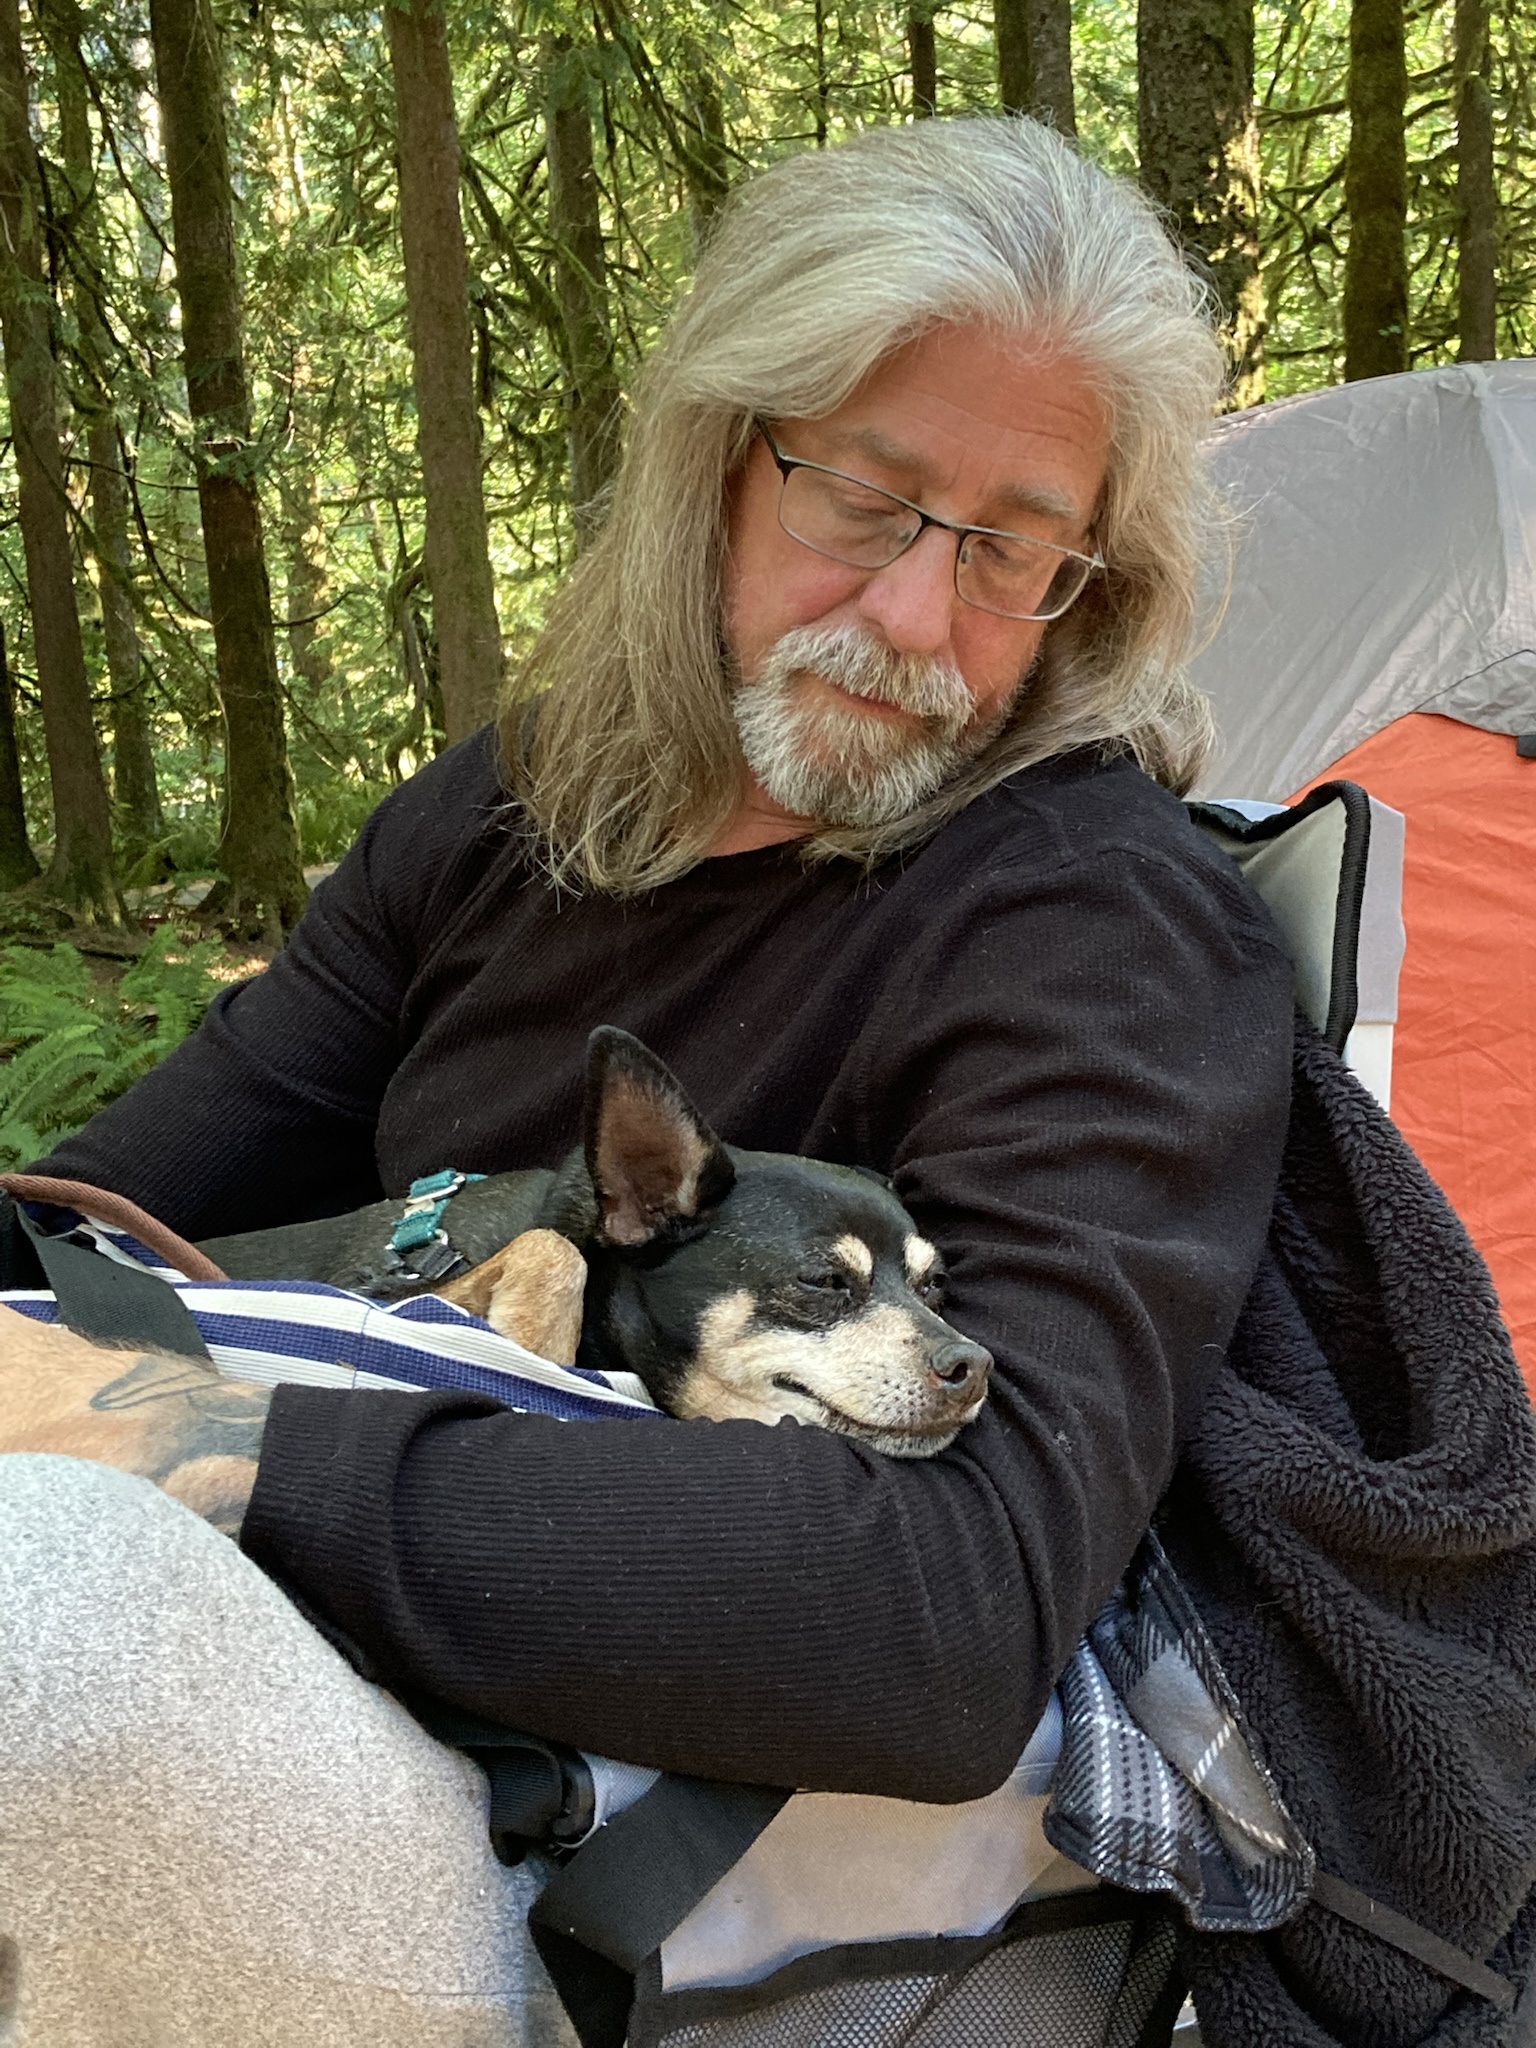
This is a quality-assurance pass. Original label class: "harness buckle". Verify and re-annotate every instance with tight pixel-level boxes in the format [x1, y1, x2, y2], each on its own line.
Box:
[406, 1234, 469, 1284]
[388, 1168, 487, 1262]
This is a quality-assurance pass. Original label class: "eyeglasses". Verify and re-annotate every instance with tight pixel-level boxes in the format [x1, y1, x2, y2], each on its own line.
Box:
[757, 423, 1104, 624]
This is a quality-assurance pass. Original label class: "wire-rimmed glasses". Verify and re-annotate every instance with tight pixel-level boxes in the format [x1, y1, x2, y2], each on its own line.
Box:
[758, 422, 1103, 624]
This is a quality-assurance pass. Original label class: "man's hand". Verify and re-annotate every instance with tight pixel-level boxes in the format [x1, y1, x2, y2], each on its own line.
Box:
[0, 1304, 270, 1538]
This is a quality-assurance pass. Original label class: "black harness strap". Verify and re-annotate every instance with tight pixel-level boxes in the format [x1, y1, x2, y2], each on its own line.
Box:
[16, 1204, 213, 1362]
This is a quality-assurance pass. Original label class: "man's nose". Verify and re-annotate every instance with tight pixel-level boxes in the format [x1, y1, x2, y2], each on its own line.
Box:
[854, 526, 960, 659]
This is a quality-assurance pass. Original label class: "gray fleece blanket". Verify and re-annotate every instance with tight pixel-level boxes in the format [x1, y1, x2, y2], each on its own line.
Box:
[1159, 1021, 1536, 2048]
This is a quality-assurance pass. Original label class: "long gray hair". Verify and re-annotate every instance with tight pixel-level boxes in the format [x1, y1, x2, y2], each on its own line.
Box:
[506, 117, 1225, 896]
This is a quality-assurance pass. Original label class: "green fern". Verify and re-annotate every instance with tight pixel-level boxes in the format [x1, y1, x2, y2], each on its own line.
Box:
[0, 931, 228, 1170]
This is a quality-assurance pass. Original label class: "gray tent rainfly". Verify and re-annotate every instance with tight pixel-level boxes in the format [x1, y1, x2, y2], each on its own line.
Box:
[1191, 359, 1536, 800]
[1188, 360, 1536, 1395]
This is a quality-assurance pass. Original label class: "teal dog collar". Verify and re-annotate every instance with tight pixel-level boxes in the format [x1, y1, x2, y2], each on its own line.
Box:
[387, 1169, 487, 1282]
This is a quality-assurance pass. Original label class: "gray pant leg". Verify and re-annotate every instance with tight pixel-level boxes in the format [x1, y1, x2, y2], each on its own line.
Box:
[0, 1454, 577, 2048]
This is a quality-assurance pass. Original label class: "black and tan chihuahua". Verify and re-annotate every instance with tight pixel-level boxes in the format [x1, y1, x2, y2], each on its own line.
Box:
[199, 1028, 992, 1458]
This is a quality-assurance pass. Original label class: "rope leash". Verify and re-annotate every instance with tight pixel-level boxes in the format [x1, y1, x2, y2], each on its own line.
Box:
[0, 1174, 227, 1282]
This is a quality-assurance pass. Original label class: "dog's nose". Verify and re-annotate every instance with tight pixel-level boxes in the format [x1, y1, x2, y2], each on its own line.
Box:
[928, 1341, 992, 1394]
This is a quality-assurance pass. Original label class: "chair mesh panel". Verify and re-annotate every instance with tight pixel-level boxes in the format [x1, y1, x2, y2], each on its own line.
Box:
[646, 1909, 1178, 2048]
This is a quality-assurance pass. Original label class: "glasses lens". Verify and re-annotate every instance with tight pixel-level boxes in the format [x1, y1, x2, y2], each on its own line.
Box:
[956, 533, 1092, 621]
[779, 465, 922, 568]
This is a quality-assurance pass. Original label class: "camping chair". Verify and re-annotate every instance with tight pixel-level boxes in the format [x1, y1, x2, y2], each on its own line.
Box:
[1191, 780, 1407, 1112]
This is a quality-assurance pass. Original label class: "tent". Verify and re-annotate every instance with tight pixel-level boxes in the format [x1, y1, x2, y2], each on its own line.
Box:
[1190, 361, 1536, 1391]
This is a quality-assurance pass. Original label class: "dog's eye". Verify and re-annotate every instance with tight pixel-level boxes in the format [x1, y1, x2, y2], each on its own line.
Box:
[917, 1275, 945, 1307]
[798, 1270, 851, 1296]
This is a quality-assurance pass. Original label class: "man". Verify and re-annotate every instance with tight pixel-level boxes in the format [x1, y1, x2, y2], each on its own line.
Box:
[0, 118, 1293, 2041]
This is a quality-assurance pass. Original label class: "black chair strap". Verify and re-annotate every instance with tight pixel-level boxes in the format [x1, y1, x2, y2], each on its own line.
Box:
[528, 1774, 790, 2047]
[1312, 1870, 1516, 2013]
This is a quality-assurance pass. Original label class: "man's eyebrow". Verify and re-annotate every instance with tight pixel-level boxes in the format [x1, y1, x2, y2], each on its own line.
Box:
[988, 476, 1085, 525]
[826, 425, 1086, 527]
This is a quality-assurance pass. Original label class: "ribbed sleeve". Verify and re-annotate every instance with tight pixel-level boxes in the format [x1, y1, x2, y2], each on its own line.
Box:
[246, 1387, 1040, 1802]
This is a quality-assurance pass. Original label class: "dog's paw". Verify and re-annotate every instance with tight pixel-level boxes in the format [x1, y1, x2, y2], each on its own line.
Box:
[438, 1230, 588, 1366]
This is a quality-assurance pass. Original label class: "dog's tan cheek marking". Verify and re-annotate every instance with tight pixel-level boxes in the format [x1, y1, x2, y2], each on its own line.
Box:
[832, 1234, 873, 1283]
[670, 1291, 778, 1424]
[905, 1236, 938, 1284]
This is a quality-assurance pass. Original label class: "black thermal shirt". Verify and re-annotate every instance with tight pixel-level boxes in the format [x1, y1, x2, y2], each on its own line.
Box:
[43, 727, 1295, 1803]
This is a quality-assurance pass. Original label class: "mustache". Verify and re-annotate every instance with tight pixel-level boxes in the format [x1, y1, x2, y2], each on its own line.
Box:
[754, 625, 975, 733]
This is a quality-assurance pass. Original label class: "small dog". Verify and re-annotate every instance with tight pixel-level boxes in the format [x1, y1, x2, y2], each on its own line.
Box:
[199, 1029, 992, 1458]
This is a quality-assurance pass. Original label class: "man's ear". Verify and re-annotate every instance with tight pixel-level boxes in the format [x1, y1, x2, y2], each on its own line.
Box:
[583, 1028, 735, 1249]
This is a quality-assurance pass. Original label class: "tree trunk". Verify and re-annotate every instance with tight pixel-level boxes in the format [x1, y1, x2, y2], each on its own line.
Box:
[811, 1, 829, 147]
[93, 424, 164, 853]
[0, 0, 117, 920]
[681, 55, 730, 252]
[909, 6, 938, 118]
[996, 0, 1075, 135]
[544, 33, 622, 544]
[48, 4, 165, 858]
[1138, 0, 1265, 406]
[1455, 0, 1496, 362]
[149, 0, 306, 938]
[0, 622, 40, 888]
[1343, 0, 1409, 381]
[997, 0, 1029, 117]
[280, 468, 334, 700]
[385, 0, 502, 742]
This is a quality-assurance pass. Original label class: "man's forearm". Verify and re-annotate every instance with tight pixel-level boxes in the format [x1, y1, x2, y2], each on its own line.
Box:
[0, 1306, 271, 1539]
[84, 1350, 271, 1536]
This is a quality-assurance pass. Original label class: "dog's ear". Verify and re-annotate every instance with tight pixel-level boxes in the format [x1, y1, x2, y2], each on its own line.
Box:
[584, 1028, 735, 1249]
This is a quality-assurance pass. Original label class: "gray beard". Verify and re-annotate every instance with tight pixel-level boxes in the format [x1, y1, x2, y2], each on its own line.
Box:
[731, 624, 1008, 829]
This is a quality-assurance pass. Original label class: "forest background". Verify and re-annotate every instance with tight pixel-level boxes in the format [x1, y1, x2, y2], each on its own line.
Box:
[0, 0, 1516, 1156]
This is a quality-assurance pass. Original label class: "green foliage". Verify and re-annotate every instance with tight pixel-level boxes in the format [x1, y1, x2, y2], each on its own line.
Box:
[119, 810, 223, 890]
[296, 779, 388, 865]
[0, 930, 229, 1168]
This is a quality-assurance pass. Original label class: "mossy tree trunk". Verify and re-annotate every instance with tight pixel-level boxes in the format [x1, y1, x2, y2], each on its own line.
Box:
[811, 0, 830, 146]
[544, 33, 623, 544]
[0, 0, 117, 922]
[149, 0, 306, 938]
[386, 0, 502, 741]
[681, 54, 730, 253]
[0, 622, 39, 888]
[1455, 0, 1497, 363]
[92, 427, 163, 855]
[908, 5, 938, 117]
[48, 0, 164, 861]
[280, 467, 334, 701]
[1343, 0, 1409, 381]
[995, 0, 1075, 135]
[1138, 0, 1265, 406]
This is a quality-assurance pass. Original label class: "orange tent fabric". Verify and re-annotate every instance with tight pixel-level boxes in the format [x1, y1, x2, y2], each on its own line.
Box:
[1296, 713, 1536, 1392]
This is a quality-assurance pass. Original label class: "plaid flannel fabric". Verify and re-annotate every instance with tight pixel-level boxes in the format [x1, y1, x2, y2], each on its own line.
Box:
[1047, 1533, 1314, 1933]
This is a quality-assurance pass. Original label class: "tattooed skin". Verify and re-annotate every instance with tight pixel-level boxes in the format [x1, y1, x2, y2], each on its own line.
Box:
[88, 1353, 273, 1539]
